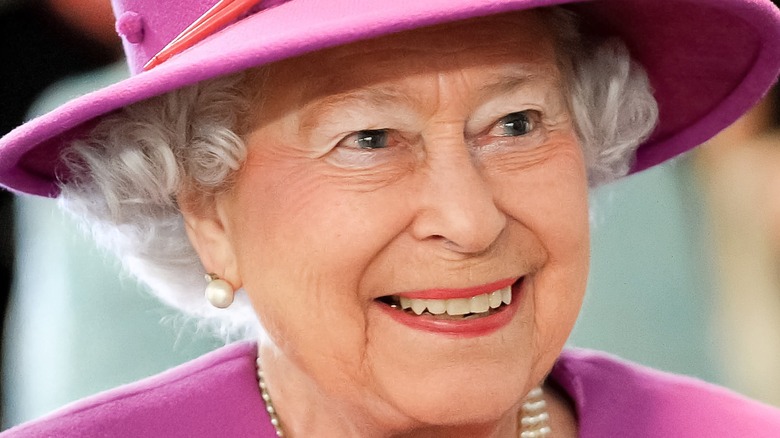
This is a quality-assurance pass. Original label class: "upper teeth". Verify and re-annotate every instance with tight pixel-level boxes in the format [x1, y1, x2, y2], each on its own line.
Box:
[399, 286, 512, 316]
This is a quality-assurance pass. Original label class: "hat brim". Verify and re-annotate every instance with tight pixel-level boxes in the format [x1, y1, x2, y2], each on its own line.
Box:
[1, 0, 778, 196]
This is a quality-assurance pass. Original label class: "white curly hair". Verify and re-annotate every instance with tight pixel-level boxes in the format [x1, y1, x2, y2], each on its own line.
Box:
[58, 7, 659, 338]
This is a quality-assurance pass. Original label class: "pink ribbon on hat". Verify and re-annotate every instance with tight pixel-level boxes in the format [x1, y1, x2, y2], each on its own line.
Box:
[144, 0, 266, 70]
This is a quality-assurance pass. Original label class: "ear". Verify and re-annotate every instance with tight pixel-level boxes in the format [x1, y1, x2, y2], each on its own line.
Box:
[180, 196, 243, 291]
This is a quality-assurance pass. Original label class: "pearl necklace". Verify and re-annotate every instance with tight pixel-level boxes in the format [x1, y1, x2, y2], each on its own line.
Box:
[519, 387, 552, 438]
[256, 358, 551, 437]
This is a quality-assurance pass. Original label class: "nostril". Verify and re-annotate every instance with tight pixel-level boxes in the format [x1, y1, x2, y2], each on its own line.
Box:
[424, 235, 465, 251]
[410, 159, 505, 253]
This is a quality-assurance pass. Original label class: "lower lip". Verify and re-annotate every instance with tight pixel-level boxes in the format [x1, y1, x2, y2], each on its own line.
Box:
[376, 279, 524, 337]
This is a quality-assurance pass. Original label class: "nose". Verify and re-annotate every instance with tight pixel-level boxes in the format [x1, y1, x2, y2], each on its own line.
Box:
[410, 138, 506, 256]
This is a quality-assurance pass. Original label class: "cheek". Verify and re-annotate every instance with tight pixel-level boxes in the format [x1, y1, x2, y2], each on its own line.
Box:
[491, 139, 589, 257]
[491, 140, 590, 350]
[223, 152, 417, 369]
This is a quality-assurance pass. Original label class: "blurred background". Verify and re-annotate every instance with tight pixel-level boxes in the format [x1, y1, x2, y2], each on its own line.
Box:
[1, 0, 779, 430]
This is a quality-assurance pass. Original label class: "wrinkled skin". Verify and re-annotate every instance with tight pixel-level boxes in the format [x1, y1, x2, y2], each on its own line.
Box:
[183, 10, 586, 438]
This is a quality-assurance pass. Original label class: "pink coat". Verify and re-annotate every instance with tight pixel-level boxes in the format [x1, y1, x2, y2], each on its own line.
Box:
[3, 342, 779, 437]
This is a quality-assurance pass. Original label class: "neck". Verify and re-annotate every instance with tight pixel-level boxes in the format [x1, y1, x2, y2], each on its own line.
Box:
[256, 343, 565, 438]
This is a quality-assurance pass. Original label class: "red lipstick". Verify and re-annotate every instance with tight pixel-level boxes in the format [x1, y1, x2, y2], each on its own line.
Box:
[377, 277, 524, 337]
[394, 277, 518, 300]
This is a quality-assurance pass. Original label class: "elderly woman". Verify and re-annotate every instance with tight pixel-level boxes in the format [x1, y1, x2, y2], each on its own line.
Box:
[1, 0, 779, 436]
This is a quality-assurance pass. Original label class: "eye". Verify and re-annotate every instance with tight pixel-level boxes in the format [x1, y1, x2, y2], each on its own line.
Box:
[339, 129, 390, 150]
[494, 111, 536, 137]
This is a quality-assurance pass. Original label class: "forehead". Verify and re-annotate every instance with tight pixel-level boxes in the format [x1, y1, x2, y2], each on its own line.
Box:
[253, 10, 562, 116]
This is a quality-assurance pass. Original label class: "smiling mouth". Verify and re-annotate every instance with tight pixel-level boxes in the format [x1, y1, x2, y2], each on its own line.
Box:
[377, 279, 519, 321]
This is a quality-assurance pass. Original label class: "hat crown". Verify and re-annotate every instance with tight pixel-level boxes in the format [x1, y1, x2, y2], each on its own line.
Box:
[112, 0, 218, 74]
[1, 0, 778, 197]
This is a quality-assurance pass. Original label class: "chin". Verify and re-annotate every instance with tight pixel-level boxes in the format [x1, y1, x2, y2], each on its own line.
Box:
[369, 351, 537, 428]
[358, 278, 563, 428]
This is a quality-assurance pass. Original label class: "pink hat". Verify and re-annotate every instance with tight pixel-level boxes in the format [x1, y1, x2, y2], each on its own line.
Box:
[1, 0, 778, 197]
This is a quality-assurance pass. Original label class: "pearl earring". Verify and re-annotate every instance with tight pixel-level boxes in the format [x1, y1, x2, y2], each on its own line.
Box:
[205, 273, 234, 309]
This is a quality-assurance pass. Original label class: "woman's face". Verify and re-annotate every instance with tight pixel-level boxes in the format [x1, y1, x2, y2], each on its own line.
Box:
[189, 10, 589, 430]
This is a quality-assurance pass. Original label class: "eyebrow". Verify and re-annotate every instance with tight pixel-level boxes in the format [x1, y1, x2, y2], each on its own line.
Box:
[306, 86, 417, 114]
[298, 70, 554, 133]
[477, 73, 540, 100]
[300, 86, 419, 133]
